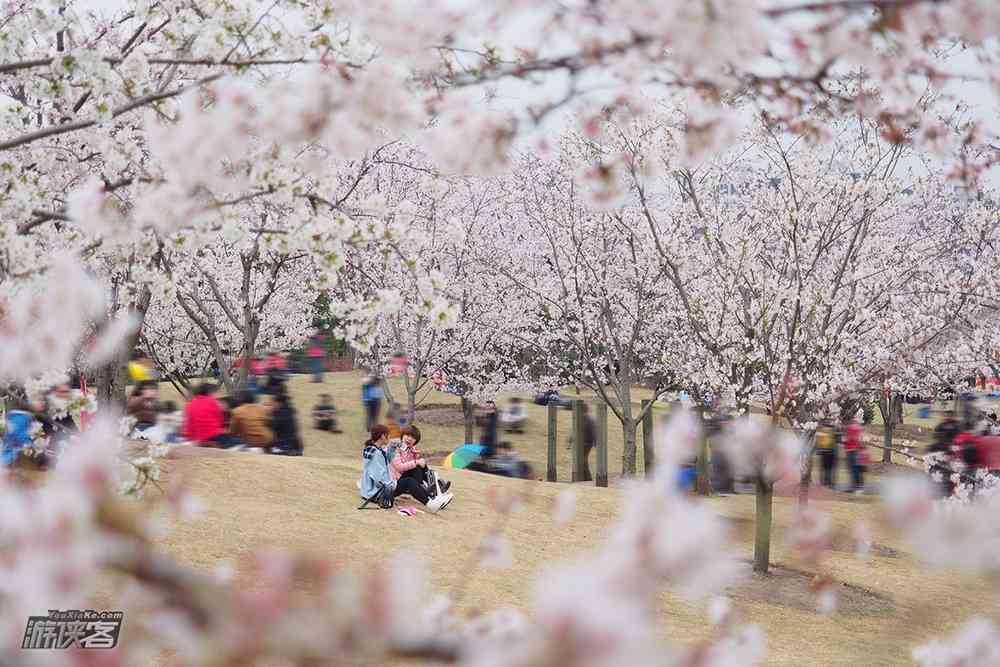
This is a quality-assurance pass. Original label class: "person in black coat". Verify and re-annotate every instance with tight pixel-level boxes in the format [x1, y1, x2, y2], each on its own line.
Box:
[270, 391, 303, 456]
[479, 402, 499, 458]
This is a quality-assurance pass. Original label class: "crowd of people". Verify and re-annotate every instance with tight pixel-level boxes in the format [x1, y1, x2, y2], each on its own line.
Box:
[1, 380, 90, 467]
[925, 408, 1000, 496]
[129, 350, 310, 455]
[813, 416, 869, 494]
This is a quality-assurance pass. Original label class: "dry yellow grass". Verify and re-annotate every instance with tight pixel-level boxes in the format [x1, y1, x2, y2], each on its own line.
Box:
[161, 371, 669, 481]
[132, 371, 997, 665]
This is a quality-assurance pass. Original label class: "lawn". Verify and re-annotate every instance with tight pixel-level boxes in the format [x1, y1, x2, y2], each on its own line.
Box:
[160, 370, 672, 482]
[115, 371, 999, 665]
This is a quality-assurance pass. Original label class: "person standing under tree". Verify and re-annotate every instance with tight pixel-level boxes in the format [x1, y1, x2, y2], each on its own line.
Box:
[815, 420, 838, 489]
[843, 416, 865, 494]
[479, 401, 499, 459]
[307, 332, 325, 383]
[361, 374, 383, 430]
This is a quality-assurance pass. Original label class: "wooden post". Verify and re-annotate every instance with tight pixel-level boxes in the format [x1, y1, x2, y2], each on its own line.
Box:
[572, 400, 585, 482]
[462, 398, 474, 444]
[547, 403, 558, 482]
[595, 401, 608, 488]
[641, 399, 654, 477]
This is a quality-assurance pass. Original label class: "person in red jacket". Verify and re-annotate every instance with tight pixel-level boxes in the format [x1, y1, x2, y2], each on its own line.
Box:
[183, 384, 243, 449]
[842, 417, 865, 494]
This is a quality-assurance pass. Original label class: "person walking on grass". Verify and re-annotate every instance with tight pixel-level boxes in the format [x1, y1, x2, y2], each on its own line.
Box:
[359, 425, 452, 513]
[843, 415, 865, 494]
[307, 332, 325, 383]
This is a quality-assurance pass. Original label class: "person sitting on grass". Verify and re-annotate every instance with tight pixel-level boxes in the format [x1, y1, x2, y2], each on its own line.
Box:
[499, 397, 527, 433]
[270, 391, 303, 456]
[183, 383, 245, 449]
[126, 381, 160, 432]
[489, 441, 532, 479]
[158, 401, 184, 444]
[389, 425, 451, 496]
[312, 393, 340, 432]
[230, 391, 274, 450]
[359, 425, 452, 512]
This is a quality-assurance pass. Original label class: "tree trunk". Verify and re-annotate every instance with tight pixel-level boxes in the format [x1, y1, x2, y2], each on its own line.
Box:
[621, 415, 637, 476]
[878, 392, 895, 464]
[95, 288, 151, 410]
[95, 356, 130, 409]
[753, 477, 774, 574]
[882, 418, 894, 464]
[462, 398, 475, 444]
[406, 387, 417, 424]
[799, 432, 816, 508]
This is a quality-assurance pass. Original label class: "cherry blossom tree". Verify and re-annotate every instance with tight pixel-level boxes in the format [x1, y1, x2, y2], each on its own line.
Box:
[3, 0, 1000, 664]
[569, 107, 996, 571]
[475, 144, 685, 475]
[144, 225, 318, 394]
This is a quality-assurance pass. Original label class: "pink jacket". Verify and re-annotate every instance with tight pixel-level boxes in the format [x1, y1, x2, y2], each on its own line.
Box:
[390, 443, 422, 481]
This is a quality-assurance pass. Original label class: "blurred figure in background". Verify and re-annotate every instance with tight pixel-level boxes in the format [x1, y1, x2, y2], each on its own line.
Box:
[478, 441, 532, 479]
[934, 409, 961, 452]
[815, 419, 839, 489]
[479, 401, 499, 458]
[307, 332, 325, 383]
[37, 383, 78, 451]
[708, 413, 734, 494]
[128, 350, 157, 383]
[955, 426, 982, 472]
[270, 390, 303, 455]
[361, 374, 383, 430]
[184, 383, 244, 449]
[127, 381, 160, 432]
[385, 401, 403, 440]
[312, 393, 340, 432]
[842, 415, 865, 494]
[499, 397, 527, 433]
[230, 391, 274, 450]
[158, 401, 184, 444]
[2, 399, 35, 466]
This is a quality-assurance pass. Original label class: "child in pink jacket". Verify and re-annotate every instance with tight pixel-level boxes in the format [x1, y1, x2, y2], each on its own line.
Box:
[390, 425, 451, 495]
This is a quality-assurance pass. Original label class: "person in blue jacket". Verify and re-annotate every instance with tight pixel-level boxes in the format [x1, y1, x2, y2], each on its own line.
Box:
[359, 425, 451, 512]
[2, 405, 35, 466]
[361, 374, 383, 431]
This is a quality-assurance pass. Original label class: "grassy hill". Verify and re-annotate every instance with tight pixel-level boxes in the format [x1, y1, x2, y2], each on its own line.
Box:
[128, 371, 996, 665]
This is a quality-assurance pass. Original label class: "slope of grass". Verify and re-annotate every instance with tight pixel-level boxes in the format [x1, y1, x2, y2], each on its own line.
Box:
[124, 371, 998, 665]
[107, 450, 994, 667]
[161, 371, 670, 481]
